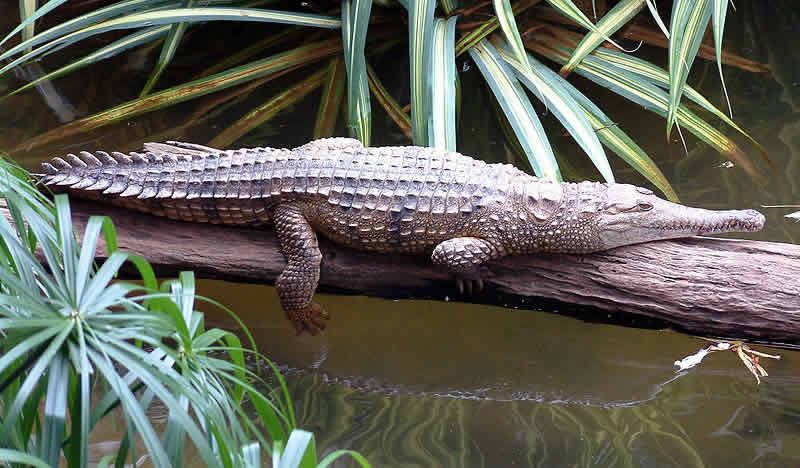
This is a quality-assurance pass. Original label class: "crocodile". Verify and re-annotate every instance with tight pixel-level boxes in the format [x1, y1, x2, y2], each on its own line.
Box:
[39, 137, 766, 335]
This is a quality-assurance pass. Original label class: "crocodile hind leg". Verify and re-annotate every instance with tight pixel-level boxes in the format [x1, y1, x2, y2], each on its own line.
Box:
[273, 203, 328, 335]
[431, 237, 505, 295]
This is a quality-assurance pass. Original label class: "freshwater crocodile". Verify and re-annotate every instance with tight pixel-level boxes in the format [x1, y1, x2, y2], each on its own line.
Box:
[40, 137, 766, 335]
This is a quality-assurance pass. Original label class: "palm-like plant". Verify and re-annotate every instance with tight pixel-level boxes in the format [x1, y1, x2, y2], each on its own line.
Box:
[0, 160, 369, 467]
[0, 0, 767, 202]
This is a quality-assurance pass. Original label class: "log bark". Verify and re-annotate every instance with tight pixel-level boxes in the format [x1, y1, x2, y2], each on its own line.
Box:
[10, 199, 800, 343]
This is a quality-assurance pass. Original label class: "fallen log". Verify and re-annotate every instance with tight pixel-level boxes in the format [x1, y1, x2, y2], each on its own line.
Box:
[8, 198, 800, 343]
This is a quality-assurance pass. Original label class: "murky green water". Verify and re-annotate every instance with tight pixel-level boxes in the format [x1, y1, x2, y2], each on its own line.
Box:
[2, 1, 800, 466]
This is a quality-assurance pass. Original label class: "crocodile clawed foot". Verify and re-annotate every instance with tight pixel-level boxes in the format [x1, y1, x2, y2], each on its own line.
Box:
[288, 302, 330, 336]
[454, 268, 491, 296]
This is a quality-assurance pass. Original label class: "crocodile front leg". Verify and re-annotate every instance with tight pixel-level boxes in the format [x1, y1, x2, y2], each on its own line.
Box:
[431, 237, 505, 294]
[274, 203, 328, 335]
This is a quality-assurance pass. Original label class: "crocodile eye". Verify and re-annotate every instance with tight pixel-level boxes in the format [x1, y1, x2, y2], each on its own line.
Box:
[637, 202, 653, 211]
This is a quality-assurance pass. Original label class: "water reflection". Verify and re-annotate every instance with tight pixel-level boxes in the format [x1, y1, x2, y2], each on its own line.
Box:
[201, 281, 800, 467]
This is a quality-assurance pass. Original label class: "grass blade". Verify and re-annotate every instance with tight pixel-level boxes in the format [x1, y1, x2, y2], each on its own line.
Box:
[366, 65, 412, 139]
[3, 26, 171, 101]
[559, 81, 678, 200]
[40, 352, 69, 467]
[428, 17, 458, 150]
[576, 44, 768, 160]
[712, 0, 732, 116]
[0, 0, 178, 64]
[544, 0, 630, 50]
[140, 0, 196, 97]
[209, 69, 327, 148]
[666, 0, 712, 138]
[645, 0, 670, 37]
[341, 0, 373, 145]
[0, 450, 51, 468]
[313, 57, 346, 139]
[19, 38, 342, 150]
[493, 0, 530, 69]
[0, 7, 341, 79]
[526, 39, 759, 177]
[454, 0, 539, 57]
[469, 40, 560, 180]
[409, 0, 436, 145]
[497, 46, 612, 182]
[559, 0, 645, 76]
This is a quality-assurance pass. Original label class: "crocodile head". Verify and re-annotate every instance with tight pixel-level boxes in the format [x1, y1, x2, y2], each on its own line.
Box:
[595, 184, 765, 250]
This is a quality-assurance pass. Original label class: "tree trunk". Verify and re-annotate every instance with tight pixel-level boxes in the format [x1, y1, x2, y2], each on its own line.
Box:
[12, 199, 800, 343]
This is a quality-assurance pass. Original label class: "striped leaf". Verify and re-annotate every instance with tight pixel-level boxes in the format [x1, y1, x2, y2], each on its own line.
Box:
[544, 0, 629, 50]
[712, 0, 732, 116]
[528, 40, 758, 177]
[645, 0, 670, 37]
[17, 0, 40, 47]
[367, 65, 413, 139]
[408, 0, 436, 145]
[427, 17, 458, 151]
[209, 69, 326, 156]
[557, 77, 678, 200]
[498, 47, 612, 182]
[0, 7, 341, 79]
[20, 39, 342, 150]
[140, 0, 196, 97]
[3, 26, 171, 100]
[559, 0, 645, 76]
[493, 0, 530, 70]
[314, 57, 346, 139]
[469, 40, 560, 180]
[666, 0, 712, 137]
[341, 0, 373, 145]
[454, 0, 538, 57]
[0, 0, 179, 63]
[582, 45, 767, 160]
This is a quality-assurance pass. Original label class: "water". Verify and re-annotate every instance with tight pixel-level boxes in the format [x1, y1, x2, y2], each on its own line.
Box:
[1, 1, 799, 466]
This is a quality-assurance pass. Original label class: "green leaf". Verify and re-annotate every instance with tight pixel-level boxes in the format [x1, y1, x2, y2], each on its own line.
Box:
[528, 40, 759, 177]
[582, 45, 767, 160]
[40, 352, 68, 467]
[666, 0, 712, 137]
[140, 0, 196, 97]
[559, 81, 678, 200]
[4, 26, 171, 101]
[493, 0, 530, 70]
[277, 429, 316, 468]
[712, 0, 732, 116]
[560, 0, 645, 76]
[645, 0, 670, 37]
[468, 40, 560, 180]
[0, 0, 176, 62]
[0, 450, 51, 468]
[427, 17, 458, 150]
[544, 0, 630, 50]
[408, 0, 436, 145]
[0, 7, 341, 79]
[454, 0, 538, 57]
[498, 47, 612, 182]
[22, 38, 342, 150]
[314, 57, 346, 139]
[367, 65, 413, 139]
[341, 0, 373, 145]
[318, 450, 373, 467]
[209, 68, 326, 148]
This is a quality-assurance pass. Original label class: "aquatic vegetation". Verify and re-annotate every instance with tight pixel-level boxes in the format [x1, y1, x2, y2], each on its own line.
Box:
[0, 158, 370, 467]
[0, 0, 770, 202]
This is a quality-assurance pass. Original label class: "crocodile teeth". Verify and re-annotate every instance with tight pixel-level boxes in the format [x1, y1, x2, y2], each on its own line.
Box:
[97, 151, 117, 165]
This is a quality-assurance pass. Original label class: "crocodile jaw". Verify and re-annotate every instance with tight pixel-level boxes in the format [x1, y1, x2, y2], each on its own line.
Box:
[598, 197, 765, 250]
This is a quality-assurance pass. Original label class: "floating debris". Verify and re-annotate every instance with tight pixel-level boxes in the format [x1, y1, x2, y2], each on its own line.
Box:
[674, 340, 780, 384]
